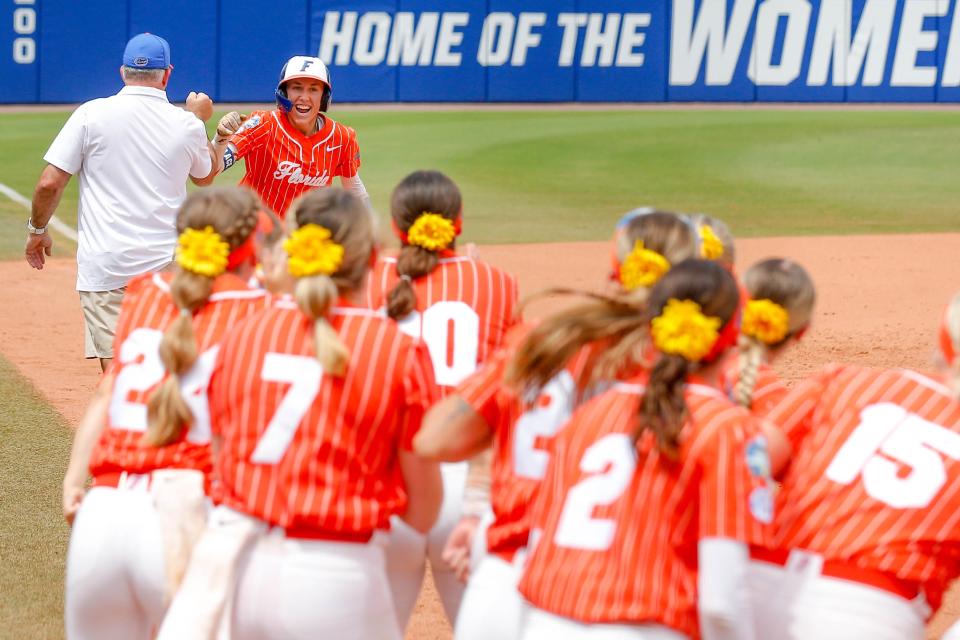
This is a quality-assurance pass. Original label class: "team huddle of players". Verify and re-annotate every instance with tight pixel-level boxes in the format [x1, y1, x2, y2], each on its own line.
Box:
[60, 55, 960, 640]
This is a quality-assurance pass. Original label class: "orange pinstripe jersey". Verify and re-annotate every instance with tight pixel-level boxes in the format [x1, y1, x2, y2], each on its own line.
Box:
[457, 325, 598, 561]
[364, 254, 518, 393]
[89, 272, 266, 482]
[518, 378, 773, 636]
[229, 110, 360, 218]
[766, 364, 960, 610]
[209, 297, 438, 534]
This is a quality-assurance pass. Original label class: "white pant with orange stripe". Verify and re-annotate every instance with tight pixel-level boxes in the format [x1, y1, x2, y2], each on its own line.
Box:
[231, 528, 401, 640]
[752, 553, 928, 640]
[520, 607, 687, 640]
[66, 470, 207, 640]
[386, 461, 468, 630]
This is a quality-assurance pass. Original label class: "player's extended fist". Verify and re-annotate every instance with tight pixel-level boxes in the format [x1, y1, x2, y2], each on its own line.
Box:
[215, 111, 248, 143]
[185, 91, 214, 122]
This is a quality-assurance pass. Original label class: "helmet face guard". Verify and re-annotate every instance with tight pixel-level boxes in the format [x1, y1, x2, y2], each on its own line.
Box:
[276, 56, 332, 112]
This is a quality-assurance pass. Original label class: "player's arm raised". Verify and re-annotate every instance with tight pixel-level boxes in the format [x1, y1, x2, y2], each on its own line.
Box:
[208, 111, 247, 177]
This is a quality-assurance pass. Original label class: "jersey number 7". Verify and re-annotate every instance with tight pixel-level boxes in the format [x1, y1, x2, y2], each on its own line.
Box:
[249, 353, 324, 465]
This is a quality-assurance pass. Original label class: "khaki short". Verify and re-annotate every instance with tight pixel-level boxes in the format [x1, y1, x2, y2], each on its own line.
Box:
[79, 287, 126, 359]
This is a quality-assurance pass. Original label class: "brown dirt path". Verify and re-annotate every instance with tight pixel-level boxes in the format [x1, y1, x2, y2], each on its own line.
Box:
[2, 231, 960, 638]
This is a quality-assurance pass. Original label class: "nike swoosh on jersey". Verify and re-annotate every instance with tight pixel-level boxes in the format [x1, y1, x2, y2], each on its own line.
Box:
[326, 144, 342, 152]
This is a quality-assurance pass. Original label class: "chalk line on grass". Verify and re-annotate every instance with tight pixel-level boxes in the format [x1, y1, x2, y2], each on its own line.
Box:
[0, 182, 79, 242]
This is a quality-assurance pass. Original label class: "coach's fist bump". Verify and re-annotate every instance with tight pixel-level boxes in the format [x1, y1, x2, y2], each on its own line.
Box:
[216, 111, 247, 142]
[185, 91, 214, 122]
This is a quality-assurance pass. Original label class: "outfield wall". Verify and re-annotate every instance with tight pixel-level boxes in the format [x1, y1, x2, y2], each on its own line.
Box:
[6, 0, 960, 103]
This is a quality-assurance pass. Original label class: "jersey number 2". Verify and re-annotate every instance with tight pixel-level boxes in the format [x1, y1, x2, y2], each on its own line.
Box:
[554, 433, 636, 551]
[825, 402, 960, 509]
[109, 328, 219, 443]
[513, 371, 575, 480]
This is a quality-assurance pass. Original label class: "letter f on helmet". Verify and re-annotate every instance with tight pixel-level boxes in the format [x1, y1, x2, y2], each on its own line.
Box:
[275, 55, 332, 113]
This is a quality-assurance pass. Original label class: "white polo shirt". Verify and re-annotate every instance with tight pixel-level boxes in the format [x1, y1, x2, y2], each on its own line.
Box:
[44, 86, 212, 292]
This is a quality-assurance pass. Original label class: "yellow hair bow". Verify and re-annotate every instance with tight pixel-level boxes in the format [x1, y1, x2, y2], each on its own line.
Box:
[651, 298, 722, 362]
[176, 226, 230, 278]
[620, 240, 671, 291]
[284, 223, 345, 278]
[742, 299, 790, 345]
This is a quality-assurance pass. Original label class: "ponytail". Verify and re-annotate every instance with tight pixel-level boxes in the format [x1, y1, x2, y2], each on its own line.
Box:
[145, 271, 214, 446]
[636, 261, 740, 457]
[507, 289, 649, 398]
[388, 171, 462, 320]
[295, 273, 349, 376]
[285, 188, 376, 377]
[735, 259, 817, 408]
[145, 188, 261, 447]
[387, 245, 438, 320]
[638, 354, 691, 459]
[733, 335, 765, 408]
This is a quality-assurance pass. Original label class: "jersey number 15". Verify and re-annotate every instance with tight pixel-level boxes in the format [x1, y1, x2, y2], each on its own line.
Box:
[825, 402, 960, 509]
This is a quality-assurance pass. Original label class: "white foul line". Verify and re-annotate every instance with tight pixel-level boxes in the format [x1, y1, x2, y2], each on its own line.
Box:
[0, 182, 79, 243]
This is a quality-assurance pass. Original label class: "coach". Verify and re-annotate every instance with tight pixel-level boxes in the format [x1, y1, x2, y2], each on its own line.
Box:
[25, 33, 218, 372]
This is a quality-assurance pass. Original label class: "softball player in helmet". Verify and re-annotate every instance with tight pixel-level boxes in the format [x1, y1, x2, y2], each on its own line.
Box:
[208, 55, 369, 218]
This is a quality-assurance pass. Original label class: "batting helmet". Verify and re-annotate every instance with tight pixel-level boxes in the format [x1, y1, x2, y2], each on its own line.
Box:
[275, 56, 332, 113]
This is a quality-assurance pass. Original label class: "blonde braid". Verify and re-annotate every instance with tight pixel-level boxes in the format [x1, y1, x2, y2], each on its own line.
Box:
[146, 188, 261, 447]
[733, 335, 765, 408]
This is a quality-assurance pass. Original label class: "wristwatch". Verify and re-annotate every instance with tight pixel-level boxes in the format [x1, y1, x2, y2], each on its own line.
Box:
[26, 219, 47, 235]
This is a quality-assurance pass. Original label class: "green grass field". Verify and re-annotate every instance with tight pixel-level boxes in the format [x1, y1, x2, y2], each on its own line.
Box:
[1, 108, 958, 262]
[0, 355, 71, 639]
[0, 106, 958, 638]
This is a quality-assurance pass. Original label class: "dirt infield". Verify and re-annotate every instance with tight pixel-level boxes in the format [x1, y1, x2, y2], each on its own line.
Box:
[2, 232, 959, 638]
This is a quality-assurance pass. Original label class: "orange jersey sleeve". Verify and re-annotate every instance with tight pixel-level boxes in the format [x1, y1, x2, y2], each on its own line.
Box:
[750, 365, 789, 416]
[718, 356, 789, 417]
[335, 125, 360, 177]
[765, 364, 842, 452]
[457, 346, 513, 433]
[228, 110, 274, 161]
[688, 391, 775, 543]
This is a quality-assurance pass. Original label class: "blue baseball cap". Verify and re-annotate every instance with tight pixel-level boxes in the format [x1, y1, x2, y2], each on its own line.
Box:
[122, 33, 171, 69]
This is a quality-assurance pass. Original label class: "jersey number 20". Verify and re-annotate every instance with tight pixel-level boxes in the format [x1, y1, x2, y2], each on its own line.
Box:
[398, 301, 480, 387]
